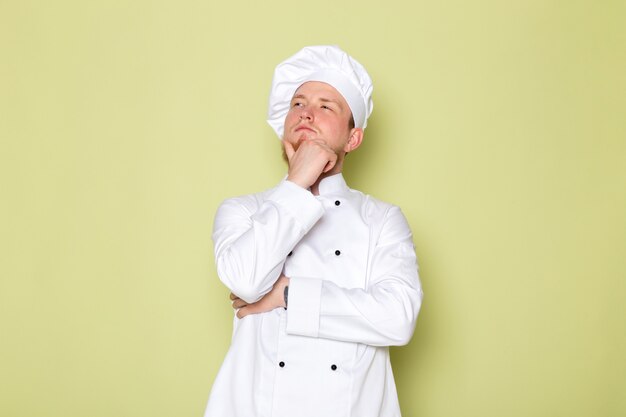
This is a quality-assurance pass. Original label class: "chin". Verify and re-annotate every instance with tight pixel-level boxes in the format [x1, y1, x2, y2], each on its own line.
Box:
[293, 134, 315, 150]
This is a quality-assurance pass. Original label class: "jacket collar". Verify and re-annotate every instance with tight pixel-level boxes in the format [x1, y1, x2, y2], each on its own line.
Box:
[317, 173, 350, 196]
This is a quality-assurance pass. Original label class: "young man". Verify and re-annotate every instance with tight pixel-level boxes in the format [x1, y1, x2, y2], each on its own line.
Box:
[204, 45, 423, 417]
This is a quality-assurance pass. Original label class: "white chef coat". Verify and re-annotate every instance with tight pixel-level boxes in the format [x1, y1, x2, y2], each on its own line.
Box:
[204, 173, 423, 417]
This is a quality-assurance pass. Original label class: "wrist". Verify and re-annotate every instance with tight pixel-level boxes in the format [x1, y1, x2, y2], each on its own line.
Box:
[286, 175, 310, 189]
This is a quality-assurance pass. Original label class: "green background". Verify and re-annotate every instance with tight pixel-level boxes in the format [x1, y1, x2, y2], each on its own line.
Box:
[1, 0, 624, 416]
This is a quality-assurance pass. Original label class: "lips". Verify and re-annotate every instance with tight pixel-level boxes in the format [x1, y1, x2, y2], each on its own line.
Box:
[295, 126, 316, 133]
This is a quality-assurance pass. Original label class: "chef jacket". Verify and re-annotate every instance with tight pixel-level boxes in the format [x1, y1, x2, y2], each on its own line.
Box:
[204, 173, 423, 417]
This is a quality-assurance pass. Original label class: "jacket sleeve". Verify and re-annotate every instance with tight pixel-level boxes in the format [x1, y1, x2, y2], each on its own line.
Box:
[285, 205, 423, 347]
[212, 180, 324, 303]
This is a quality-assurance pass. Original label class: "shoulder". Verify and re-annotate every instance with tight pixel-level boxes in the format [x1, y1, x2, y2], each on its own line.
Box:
[214, 186, 276, 219]
[345, 186, 401, 221]
[347, 186, 412, 242]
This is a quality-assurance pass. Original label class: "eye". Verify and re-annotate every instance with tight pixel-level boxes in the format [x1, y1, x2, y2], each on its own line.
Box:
[321, 105, 333, 111]
[292, 101, 304, 108]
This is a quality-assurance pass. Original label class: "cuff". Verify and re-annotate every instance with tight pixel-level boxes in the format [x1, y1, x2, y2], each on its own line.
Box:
[286, 277, 323, 338]
[266, 180, 324, 233]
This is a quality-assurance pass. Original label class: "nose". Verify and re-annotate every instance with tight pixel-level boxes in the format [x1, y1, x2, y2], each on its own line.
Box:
[299, 107, 313, 121]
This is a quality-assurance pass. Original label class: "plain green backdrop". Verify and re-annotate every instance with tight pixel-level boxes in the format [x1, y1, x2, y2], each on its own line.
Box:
[1, 0, 625, 416]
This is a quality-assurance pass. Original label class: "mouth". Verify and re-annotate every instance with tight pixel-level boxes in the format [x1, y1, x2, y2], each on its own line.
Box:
[295, 126, 316, 133]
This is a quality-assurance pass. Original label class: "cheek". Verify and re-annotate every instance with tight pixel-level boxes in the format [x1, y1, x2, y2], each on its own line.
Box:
[321, 116, 346, 136]
[284, 109, 297, 123]
[282, 112, 301, 141]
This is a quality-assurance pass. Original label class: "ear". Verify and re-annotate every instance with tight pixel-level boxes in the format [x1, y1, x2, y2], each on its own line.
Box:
[344, 128, 364, 153]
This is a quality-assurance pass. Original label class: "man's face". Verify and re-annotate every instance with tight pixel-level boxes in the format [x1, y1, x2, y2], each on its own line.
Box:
[283, 81, 355, 155]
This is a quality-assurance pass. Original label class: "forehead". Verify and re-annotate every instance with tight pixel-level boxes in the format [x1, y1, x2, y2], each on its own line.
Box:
[292, 81, 348, 106]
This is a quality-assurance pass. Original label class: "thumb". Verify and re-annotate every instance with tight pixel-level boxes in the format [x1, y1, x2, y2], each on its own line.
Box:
[282, 140, 295, 162]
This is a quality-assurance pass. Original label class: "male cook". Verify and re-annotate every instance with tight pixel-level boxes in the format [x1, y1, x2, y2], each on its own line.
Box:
[204, 45, 423, 417]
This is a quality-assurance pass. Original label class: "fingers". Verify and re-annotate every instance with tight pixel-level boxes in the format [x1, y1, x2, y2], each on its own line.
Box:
[300, 139, 337, 171]
[316, 140, 337, 173]
[234, 277, 289, 319]
[322, 154, 338, 173]
[308, 138, 333, 152]
[287, 138, 335, 160]
[232, 298, 247, 309]
[231, 293, 247, 310]
[236, 304, 257, 319]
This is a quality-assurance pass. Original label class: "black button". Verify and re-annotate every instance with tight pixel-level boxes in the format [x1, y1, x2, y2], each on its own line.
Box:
[331, 364, 337, 371]
[279, 361, 285, 368]
[335, 200, 341, 206]
[288, 251, 293, 257]
[335, 250, 341, 256]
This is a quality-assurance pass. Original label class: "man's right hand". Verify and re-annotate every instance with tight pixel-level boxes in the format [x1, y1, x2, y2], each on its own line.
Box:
[283, 139, 338, 189]
[230, 274, 290, 319]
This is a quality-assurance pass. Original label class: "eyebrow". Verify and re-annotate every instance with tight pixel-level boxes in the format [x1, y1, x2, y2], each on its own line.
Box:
[320, 98, 341, 106]
[291, 94, 343, 108]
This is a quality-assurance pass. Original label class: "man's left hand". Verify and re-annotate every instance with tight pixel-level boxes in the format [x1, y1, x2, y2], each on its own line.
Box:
[231, 274, 290, 319]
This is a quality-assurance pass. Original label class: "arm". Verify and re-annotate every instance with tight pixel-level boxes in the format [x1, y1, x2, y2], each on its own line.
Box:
[231, 274, 290, 318]
[286, 205, 423, 347]
[212, 181, 323, 304]
[214, 139, 338, 303]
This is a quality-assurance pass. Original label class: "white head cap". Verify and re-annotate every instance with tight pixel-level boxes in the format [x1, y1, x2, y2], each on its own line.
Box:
[267, 45, 374, 138]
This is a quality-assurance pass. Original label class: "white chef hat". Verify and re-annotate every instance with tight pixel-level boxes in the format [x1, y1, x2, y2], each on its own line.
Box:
[267, 45, 374, 138]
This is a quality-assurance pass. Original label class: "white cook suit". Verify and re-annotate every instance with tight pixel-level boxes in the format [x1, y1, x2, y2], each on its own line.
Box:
[204, 173, 423, 417]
